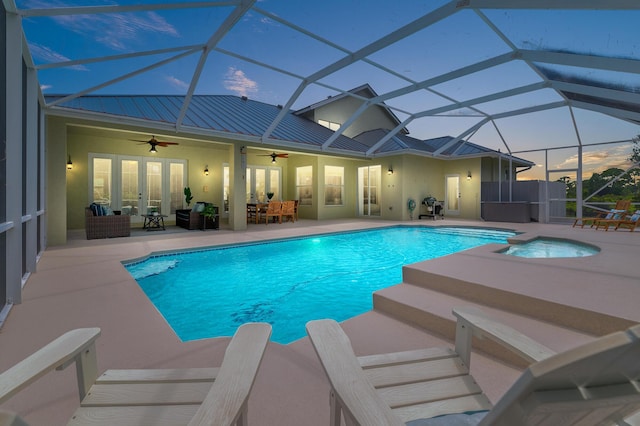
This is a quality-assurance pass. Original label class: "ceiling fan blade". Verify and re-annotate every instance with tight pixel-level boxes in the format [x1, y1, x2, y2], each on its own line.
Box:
[156, 142, 179, 147]
[275, 153, 288, 158]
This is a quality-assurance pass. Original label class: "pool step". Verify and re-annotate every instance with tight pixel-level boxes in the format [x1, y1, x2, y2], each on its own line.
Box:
[398, 256, 635, 336]
[373, 283, 595, 368]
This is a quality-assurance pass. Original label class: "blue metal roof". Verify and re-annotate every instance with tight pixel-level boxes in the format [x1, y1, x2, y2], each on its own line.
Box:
[354, 129, 533, 165]
[45, 94, 370, 153]
[45, 94, 529, 163]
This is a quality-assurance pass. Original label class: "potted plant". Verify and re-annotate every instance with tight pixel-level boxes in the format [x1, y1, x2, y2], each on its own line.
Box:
[201, 204, 218, 230]
[184, 187, 193, 207]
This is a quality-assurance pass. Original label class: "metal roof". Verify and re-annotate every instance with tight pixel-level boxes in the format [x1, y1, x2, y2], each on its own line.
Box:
[354, 129, 533, 166]
[46, 94, 371, 153]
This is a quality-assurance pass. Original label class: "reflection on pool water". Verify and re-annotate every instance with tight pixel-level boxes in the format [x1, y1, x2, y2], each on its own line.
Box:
[125, 226, 515, 344]
[502, 238, 599, 258]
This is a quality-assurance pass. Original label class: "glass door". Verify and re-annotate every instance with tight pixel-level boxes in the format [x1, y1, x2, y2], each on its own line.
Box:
[358, 165, 381, 216]
[143, 159, 163, 214]
[120, 157, 141, 219]
[246, 166, 281, 203]
[445, 174, 460, 216]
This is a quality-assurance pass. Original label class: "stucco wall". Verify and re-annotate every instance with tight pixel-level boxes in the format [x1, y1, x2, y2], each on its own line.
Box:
[48, 116, 486, 245]
[59, 118, 230, 232]
[313, 96, 398, 138]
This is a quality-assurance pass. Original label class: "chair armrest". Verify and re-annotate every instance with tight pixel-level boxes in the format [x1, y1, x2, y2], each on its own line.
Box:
[188, 323, 271, 426]
[0, 328, 101, 404]
[452, 307, 555, 368]
[306, 319, 404, 426]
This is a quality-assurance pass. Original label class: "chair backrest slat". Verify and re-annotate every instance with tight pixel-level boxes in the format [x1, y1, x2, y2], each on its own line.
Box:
[482, 327, 640, 426]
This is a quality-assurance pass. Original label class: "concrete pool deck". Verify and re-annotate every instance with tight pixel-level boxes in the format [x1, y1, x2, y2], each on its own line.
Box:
[1, 218, 639, 425]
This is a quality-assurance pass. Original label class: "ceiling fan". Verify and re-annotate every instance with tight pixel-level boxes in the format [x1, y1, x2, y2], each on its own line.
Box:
[259, 152, 288, 163]
[130, 135, 179, 153]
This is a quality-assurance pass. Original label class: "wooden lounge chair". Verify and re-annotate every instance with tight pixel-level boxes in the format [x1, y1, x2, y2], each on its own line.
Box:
[0, 322, 271, 426]
[281, 200, 296, 223]
[573, 199, 631, 228]
[595, 210, 640, 232]
[306, 308, 640, 426]
[260, 201, 282, 224]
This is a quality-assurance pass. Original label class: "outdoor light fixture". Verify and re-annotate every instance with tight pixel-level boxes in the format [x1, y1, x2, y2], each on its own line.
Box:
[388, 165, 393, 175]
[467, 171, 472, 180]
[66, 156, 73, 170]
[204, 166, 209, 176]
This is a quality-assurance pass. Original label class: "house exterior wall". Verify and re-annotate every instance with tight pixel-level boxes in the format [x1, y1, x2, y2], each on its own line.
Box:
[46, 115, 488, 244]
[308, 95, 399, 138]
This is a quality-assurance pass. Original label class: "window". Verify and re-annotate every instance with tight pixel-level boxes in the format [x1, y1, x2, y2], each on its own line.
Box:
[296, 166, 313, 206]
[92, 157, 113, 205]
[324, 165, 344, 206]
[318, 119, 340, 131]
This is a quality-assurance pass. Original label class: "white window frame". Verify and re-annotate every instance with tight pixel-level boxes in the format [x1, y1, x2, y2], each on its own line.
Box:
[324, 165, 344, 206]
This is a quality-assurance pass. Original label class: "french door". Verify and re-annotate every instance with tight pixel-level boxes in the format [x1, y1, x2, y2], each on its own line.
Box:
[445, 174, 460, 216]
[358, 165, 381, 216]
[89, 154, 186, 223]
[246, 166, 281, 203]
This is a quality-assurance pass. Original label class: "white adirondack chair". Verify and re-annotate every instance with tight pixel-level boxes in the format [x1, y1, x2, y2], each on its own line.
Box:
[0, 322, 271, 426]
[306, 308, 640, 426]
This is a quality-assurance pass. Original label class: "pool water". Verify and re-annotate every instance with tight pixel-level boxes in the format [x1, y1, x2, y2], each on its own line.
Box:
[125, 226, 515, 343]
[502, 238, 599, 258]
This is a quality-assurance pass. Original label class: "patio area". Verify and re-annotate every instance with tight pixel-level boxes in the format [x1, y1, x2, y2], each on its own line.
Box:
[1, 218, 639, 425]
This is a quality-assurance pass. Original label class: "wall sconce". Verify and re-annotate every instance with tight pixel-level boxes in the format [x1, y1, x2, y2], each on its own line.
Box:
[66, 155, 73, 170]
[387, 165, 394, 175]
[467, 171, 472, 180]
[204, 166, 209, 176]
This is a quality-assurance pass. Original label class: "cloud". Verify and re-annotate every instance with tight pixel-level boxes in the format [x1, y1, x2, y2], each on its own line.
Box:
[223, 67, 258, 97]
[40, 84, 52, 91]
[28, 43, 88, 70]
[56, 11, 178, 50]
[165, 75, 189, 90]
[552, 145, 634, 178]
[26, 0, 179, 51]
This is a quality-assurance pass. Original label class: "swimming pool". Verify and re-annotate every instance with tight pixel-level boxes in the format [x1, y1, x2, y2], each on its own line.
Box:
[125, 226, 515, 343]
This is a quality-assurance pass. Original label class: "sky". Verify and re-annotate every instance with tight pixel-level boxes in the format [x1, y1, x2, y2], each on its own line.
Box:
[15, 0, 640, 181]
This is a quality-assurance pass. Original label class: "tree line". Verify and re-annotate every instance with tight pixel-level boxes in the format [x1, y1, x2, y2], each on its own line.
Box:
[558, 136, 640, 216]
